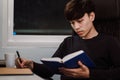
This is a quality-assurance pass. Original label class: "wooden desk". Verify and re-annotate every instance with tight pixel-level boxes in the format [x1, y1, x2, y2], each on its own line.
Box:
[0, 68, 45, 80]
[0, 74, 45, 80]
[0, 68, 33, 75]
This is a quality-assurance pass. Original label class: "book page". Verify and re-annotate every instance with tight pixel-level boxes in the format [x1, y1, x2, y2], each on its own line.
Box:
[62, 50, 84, 63]
[41, 57, 62, 63]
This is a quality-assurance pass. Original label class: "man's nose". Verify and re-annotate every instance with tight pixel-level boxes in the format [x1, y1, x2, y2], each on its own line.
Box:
[74, 23, 81, 30]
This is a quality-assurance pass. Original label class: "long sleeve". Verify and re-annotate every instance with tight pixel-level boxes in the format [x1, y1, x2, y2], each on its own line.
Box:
[32, 36, 78, 79]
[32, 37, 70, 79]
[32, 35, 88, 80]
[32, 62, 54, 79]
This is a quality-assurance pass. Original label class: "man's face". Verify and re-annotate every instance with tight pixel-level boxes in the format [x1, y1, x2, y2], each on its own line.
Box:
[70, 12, 95, 39]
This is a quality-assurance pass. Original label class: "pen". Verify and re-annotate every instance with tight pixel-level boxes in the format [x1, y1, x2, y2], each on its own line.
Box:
[16, 51, 22, 63]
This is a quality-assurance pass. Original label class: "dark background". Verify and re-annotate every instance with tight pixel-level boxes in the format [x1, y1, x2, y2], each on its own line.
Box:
[14, 0, 72, 35]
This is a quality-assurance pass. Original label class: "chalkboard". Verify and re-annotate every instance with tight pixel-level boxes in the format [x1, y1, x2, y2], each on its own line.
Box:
[14, 0, 72, 35]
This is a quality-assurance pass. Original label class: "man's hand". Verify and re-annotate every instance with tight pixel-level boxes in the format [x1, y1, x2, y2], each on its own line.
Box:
[59, 61, 90, 79]
[15, 58, 34, 70]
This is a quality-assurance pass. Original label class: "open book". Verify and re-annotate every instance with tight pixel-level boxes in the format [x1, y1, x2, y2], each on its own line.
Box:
[41, 50, 95, 73]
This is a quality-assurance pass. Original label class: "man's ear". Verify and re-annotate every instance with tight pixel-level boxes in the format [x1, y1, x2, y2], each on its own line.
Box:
[89, 12, 95, 21]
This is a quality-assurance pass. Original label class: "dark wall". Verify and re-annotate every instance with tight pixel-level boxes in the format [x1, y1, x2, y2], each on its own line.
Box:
[93, 0, 120, 40]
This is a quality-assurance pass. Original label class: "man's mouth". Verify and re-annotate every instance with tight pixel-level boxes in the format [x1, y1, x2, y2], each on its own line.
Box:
[77, 31, 83, 35]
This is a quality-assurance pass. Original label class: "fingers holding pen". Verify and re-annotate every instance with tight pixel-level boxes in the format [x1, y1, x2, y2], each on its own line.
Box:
[15, 58, 34, 69]
[15, 58, 25, 68]
[15, 51, 33, 69]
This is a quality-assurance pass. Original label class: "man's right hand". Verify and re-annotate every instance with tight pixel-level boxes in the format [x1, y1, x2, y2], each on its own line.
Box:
[15, 58, 34, 70]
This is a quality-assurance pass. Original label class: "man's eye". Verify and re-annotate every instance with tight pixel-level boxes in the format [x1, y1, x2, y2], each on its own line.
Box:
[77, 20, 83, 23]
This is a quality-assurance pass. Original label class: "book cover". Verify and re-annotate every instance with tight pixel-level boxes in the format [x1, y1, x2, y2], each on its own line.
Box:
[40, 50, 95, 73]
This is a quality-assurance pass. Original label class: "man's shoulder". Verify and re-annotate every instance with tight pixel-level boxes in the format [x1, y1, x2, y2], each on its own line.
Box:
[100, 33, 119, 42]
[99, 33, 114, 38]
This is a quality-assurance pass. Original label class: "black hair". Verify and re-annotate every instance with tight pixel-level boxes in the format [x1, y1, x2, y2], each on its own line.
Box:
[64, 0, 95, 21]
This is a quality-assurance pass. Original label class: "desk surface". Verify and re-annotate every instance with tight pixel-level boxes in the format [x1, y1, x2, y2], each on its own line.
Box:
[0, 74, 44, 80]
[0, 68, 33, 75]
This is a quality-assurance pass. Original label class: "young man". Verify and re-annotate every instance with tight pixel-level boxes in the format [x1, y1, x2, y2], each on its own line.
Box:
[16, 0, 120, 80]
